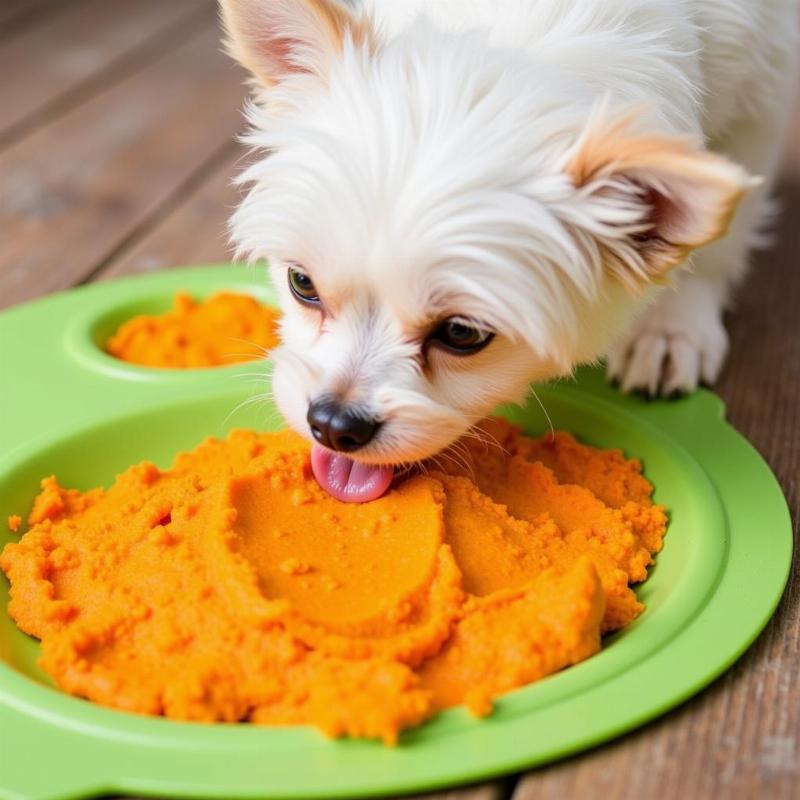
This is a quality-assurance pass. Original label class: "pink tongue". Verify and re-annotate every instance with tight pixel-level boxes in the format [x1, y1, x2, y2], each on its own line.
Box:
[310, 444, 394, 503]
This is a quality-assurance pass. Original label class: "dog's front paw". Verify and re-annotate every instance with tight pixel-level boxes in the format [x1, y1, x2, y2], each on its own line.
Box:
[606, 288, 729, 396]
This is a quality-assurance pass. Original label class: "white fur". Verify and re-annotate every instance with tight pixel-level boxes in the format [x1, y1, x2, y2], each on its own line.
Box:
[223, 0, 798, 462]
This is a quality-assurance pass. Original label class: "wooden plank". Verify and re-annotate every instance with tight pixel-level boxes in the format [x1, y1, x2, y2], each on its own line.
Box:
[410, 784, 510, 800]
[0, 0, 204, 147]
[0, 22, 246, 309]
[783, 101, 800, 178]
[97, 144, 247, 280]
[0, 0, 58, 37]
[512, 179, 800, 800]
[0, 6, 795, 798]
[0, 0, 37, 27]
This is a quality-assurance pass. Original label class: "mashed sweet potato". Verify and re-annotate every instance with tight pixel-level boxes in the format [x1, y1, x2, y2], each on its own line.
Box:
[106, 292, 280, 368]
[0, 420, 666, 743]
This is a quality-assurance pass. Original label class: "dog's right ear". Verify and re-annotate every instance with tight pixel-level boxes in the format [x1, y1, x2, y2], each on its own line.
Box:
[563, 105, 753, 289]
[219, 0, 375, 87]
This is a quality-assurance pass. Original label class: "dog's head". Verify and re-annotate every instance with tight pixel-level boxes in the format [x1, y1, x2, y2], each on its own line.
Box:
[222, 0, 748, 476]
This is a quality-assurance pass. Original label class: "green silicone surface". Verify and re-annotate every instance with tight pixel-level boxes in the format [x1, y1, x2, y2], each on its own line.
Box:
[0, 266, 792, 800]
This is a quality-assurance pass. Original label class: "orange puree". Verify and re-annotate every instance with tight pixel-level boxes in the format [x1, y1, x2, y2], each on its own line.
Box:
[1, 421, 667, 743]
[106, 291, 280, 368]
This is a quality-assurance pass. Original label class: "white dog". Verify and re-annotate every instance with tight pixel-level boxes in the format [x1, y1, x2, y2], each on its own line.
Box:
[221, 0, 798, 501]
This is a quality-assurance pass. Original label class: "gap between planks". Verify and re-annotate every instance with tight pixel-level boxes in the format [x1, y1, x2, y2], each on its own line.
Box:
[82, 138, 244, 286]
[0, 25, 247, 309]
[0, 0, 63, 42]
[0, 0, 213, 152]
[95, 144, 249, 281]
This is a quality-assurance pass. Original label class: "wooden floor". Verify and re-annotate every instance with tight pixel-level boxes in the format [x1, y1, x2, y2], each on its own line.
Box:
[0, 2, 798, 799]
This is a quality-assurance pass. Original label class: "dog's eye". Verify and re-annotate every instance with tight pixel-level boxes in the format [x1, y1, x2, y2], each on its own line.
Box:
[287, 266, 320, 305]
[429, 318, 494, 355]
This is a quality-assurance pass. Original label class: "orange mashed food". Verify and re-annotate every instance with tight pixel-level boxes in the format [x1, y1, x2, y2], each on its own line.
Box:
[106, 292, 280, 368]
[0, 419, 666, 743]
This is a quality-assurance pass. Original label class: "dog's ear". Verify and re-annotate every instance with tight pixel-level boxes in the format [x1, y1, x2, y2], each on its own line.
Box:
[219, 0, 374, 86]
[564, 108, 754, 287]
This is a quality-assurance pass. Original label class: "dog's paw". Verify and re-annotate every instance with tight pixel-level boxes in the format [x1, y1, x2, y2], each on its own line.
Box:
[606, 288, 728, 396]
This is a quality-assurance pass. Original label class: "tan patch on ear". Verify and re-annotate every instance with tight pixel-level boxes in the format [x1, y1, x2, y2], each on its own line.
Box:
[317, 0, 378, 54]
[605, 238, 692, 289]
[219, 0, 377, 88]
[219, 0, 262, 84]
[566, 109, 751, 278]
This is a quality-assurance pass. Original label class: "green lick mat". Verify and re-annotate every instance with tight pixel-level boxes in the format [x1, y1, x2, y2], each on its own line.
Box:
[0, 265, 792, 800]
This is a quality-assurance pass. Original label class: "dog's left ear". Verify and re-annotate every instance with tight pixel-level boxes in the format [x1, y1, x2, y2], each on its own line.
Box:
[219, 0, 374, 87]
[564, 109, 755, 286]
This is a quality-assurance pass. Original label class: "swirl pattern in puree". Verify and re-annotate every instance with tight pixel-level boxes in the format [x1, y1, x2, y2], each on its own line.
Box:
[1, 419, 666, 743]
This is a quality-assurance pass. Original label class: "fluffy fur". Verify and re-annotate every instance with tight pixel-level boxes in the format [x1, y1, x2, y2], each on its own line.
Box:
[221, 0, 798, 463]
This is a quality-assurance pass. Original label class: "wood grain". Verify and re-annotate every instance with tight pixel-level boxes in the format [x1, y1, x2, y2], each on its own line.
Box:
[0, 3, 797, 800]
[411, 784, 510, 800]
[0, 0, 204, 147]
[0, 21, 246, 310]
[0, 0, 58, 38]
[96, 144, 248, 280]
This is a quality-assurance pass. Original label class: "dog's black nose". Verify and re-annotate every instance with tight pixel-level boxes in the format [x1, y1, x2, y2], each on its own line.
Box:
[306, 399, 380, 452]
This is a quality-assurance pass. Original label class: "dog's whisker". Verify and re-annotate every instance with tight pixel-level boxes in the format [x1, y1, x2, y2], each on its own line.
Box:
[230, 373, 272, 384]
[529, 388, 555, 442]
[219, 352, 271, 362]
[224, 336, 277, 358]
[460, 426, 508, 457]
[234, 382, 275, 395]
[426, 450, 452, 476]
[410, 458, 429, 477]
[436, 439, 474, 480]
[454, 442, 477, 481]
[467, 423, 510, 454]
[424, 454, 445, 475]
[222, 392, 274, 427]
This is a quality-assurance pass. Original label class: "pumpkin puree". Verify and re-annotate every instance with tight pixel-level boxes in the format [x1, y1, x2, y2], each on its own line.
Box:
[106, 292, 280, 368]
[0, 419, 666, 743]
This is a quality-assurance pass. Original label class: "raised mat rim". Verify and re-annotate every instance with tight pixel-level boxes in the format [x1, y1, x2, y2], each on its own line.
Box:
[0, 266, 791, 800]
